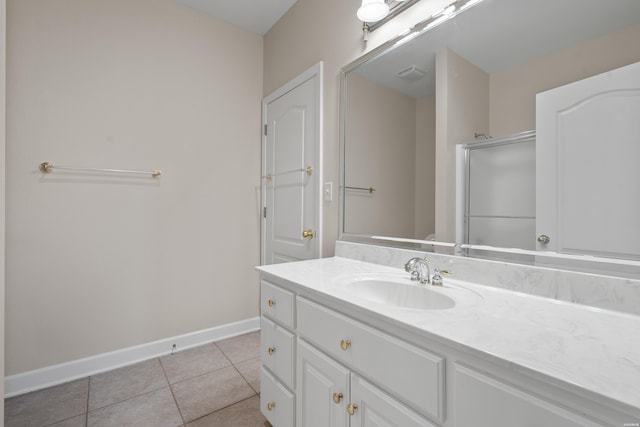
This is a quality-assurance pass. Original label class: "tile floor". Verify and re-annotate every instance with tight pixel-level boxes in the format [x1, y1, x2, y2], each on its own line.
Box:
[5, 331, 271, 427]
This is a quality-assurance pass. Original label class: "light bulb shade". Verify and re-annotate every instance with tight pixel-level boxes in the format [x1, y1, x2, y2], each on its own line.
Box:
[357, 0, 390, 22]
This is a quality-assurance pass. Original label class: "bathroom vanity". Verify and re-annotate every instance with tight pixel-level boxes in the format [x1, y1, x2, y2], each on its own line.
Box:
[257, 242, 640, 427]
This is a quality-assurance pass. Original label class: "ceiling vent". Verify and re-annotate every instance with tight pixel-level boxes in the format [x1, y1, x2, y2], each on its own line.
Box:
[395, 65, 427, 82]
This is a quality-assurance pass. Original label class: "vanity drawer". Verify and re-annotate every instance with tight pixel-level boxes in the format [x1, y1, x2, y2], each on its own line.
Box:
[261, 280, 295, 329]
[297, 296, 444, 421]
[261, 316, 295, 389]
[261, 367, 295, 427]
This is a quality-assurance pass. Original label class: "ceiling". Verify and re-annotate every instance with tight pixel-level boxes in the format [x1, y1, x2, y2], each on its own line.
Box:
[176, 0, 299, 35]
[353, 0, 640, 99]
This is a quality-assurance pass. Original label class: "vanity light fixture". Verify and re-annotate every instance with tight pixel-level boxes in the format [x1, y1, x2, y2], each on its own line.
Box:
[357, 0, 390, 23]
[388, 0, 485, 47]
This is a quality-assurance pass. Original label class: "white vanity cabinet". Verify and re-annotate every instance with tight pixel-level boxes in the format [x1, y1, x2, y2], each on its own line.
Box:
[259, 270, 636, 427]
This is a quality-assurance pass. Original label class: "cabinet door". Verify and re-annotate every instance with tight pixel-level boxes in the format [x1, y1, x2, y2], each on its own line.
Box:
[454, 364, 602, 427]
[297, 339, 350, 427]
[349, 374, 437, 427]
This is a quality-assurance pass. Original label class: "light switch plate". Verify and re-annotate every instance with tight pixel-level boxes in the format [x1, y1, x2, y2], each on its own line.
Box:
[324, 182, 333, 202]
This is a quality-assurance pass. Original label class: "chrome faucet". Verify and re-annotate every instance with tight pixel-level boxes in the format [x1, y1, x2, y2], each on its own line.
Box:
[404, 257, 431, 284]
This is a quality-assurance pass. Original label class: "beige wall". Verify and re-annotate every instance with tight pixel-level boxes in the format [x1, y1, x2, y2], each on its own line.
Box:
[344, 74, 416, 238]
[6, 0, 263, 375]
[435, 49, 489, 241]
[415, 96, 436, 239]
[490, 22, 640, 137]
[263, 0, 452, 255]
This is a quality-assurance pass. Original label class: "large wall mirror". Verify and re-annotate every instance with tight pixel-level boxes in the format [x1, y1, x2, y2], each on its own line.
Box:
[340, 0, 640, 273]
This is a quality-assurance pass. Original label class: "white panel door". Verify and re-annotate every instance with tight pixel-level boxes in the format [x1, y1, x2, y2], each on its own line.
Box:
[263, 64, 322, 264]
[536, 60, 640, 259]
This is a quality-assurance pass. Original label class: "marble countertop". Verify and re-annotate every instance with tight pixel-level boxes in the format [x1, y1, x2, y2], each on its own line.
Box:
[257, 256, 640, 413]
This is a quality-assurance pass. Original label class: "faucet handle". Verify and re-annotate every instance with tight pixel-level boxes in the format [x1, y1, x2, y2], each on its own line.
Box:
[410, 270, 420, 281]
[431, 268, 444, 286]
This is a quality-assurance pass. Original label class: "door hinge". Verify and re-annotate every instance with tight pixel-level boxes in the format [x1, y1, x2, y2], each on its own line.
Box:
[263, 206, 267, 218]
[264, 124, 268, 136]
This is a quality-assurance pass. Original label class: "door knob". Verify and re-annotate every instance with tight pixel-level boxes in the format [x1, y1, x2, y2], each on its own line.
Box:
[537, 234, 550, 244]
[333, 392, 343, 404]
[302, 229, 315, 239]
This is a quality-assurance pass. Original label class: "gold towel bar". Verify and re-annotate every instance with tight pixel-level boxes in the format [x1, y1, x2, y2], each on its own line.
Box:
[345, 185, 375, 194]
[39, 162, 162, 178]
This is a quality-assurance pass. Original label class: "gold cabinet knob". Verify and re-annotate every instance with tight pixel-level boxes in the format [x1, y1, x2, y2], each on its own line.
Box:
[332, 392, 343, 404]
[340, 339, 351, 351]
[268, 347, 276, 356]
[267, 402, 276, 411]
[302, 229, 315, 239]
[267, 299, 276, 307]
[347, 403, 358, 416]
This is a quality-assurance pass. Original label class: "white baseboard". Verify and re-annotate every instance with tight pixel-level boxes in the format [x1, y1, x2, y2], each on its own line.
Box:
[4, 316, 260, 398]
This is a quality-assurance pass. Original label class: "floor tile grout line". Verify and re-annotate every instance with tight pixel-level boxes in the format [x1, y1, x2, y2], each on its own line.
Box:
[86, 375, 91, 426]
[212, 341, 235, 366]
[232, 360, 260, 395]
[159, 355, 187, 427]
[86, 358, 170, 413]
[25, 378, 90, 427]
[40, 411, 87, 427]
[87, 383, 177, 414]
[183, 394, 262, 426]
[87, 383, 170, 413]
[164, 360, 238, 389]
[218, 343, 236, 367]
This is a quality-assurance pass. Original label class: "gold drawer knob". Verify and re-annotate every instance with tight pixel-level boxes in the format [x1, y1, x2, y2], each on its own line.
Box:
[302, 229, 315, 239]
[267, 299, 276, 307]
[347, 403, 358, 416]
[332, 392, 343, 404]
[267, 402, 276, 411]
[268, 347, 276, 356]
[340, 339, 351, 351]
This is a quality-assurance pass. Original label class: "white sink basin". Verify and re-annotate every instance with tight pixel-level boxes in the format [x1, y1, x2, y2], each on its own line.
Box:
[330, 272, 483, 311]
[336, 276, 456, 310]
